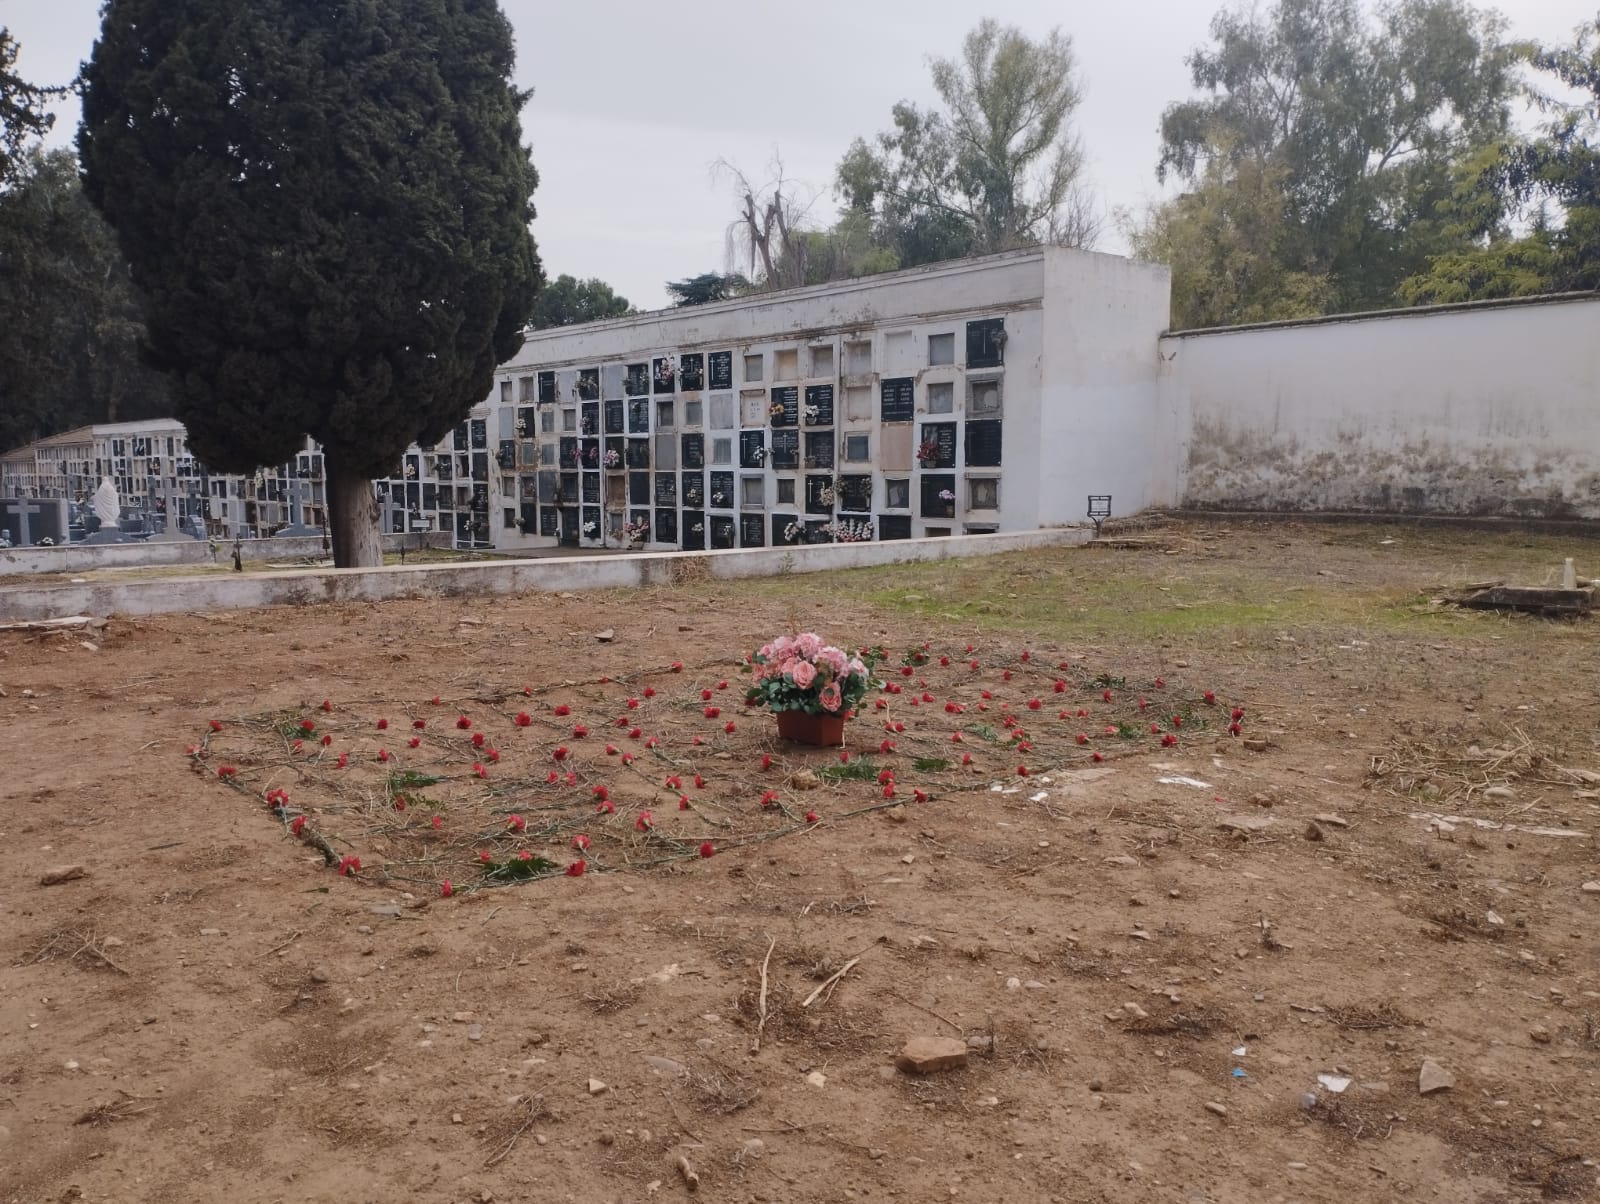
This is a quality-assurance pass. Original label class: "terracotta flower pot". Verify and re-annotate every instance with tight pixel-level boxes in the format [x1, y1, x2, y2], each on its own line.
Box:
[775, 710, 846, 747]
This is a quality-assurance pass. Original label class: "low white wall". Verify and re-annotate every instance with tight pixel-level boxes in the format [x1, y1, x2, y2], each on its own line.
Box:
[0, 528, 1087, 622]
[0, 531, 452, 577]
[1164, 294, 1600, 519]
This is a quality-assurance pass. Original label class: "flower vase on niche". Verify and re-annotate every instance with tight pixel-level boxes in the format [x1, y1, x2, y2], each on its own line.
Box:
[746, 634, 881, 748]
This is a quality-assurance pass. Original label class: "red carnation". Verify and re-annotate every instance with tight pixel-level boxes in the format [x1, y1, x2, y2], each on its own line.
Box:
[456, 715, 472, 730]
[565, 859, 587, 877]
[698, 841, 714, 858]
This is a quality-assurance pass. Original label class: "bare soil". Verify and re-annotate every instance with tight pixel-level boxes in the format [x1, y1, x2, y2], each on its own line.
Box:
[2, 520, 1597, 1204]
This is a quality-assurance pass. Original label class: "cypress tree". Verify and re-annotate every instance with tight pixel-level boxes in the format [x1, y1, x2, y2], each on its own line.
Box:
[79, 0, 542, 565]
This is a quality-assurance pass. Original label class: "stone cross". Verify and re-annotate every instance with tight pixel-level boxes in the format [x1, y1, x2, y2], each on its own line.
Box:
[6, 497, 46, 547]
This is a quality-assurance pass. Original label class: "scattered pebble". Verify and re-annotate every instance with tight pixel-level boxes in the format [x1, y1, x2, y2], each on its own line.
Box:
[587, 1078, 608, 1095]
[895, 1037, 968, 1075]
[1418, 1059, 1454, 1095]
[1203, 1102, 1228, 1117]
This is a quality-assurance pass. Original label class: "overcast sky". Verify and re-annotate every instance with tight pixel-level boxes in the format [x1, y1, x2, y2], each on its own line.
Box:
[6, 0, 1591, 309]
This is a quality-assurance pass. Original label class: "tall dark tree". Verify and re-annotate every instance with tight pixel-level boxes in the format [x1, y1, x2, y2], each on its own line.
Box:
[0, 148, 174, 452]
[527, 274, 632, 328]
[1, 27, 65, 189]
[79, 0, 542, 565]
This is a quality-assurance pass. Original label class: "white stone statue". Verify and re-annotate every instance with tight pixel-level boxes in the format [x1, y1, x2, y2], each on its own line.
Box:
[93, 478, 121, 528]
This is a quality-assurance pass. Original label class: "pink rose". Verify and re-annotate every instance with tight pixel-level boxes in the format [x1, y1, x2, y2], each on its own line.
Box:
[818, 680, 842, 712]
[790, 660, 817, 689]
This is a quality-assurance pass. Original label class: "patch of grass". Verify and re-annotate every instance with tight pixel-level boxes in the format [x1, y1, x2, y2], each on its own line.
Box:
[482, 855, 557, 882]
[387, 770, 442, 791]
[816, 758, 880, 784]
[912, 756, 949, 772]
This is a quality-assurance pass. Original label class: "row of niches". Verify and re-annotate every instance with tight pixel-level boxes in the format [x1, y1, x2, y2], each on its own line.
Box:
[510, 374, 1003, 440]
[511, 318, 1009, 406]
[514, 469, 998, 518]
[507, 505, 985, 550]
[509, 418, 1004, 473]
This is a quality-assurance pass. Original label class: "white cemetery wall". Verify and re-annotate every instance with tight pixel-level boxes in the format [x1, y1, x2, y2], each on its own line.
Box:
[1035, 248, 1176, 525]
[0, 528, 1086, 622]
[1163, 293, 1600, 519]
[0, 530, 450, 577]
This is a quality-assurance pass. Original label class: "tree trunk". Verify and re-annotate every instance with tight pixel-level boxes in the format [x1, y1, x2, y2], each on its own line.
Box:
[325, 460, 383, 568]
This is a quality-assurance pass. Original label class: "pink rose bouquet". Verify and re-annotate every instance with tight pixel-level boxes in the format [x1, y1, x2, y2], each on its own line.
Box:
[746, 633, 879, 716]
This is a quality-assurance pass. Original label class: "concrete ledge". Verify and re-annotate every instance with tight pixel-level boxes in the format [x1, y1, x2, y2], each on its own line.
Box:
[0, 528, 1087, 621]
[0, 531, 452, 577]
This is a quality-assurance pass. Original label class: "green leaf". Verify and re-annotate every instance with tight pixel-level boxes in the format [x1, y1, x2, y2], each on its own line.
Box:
[483, 855, 558, 881]
[816, 758, 880, 783]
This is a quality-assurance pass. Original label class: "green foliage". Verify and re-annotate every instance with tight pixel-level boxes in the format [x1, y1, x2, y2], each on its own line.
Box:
[1396, 233, 1560, 304]
[528, 274, 632, 329]
[837, 20, 1095, 265]
[1148, 0, 1517, 319]
[78, 0, 543, 564]
[665, 272, 751, 306]
[1402, 15, 1600, 301]
[0, 148, 175, 451]
[815, 758, 881, 784]
[0, 27, 64, 189]
[483, 853, 557, 881]
[1127, 153, 1329, 329]
[912, 757, 950, 773]
[388, 770, 443, 791]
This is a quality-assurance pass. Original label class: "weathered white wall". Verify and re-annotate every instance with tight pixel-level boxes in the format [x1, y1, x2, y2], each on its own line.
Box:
[1164, 295, 1600, 519]
[0, 528, 1086, 622]
[1038, 249, 1174, 522]
[0, 531, 450, 577]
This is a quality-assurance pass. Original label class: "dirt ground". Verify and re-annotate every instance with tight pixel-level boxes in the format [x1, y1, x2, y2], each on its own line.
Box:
[2, 519, 1597, 1204]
